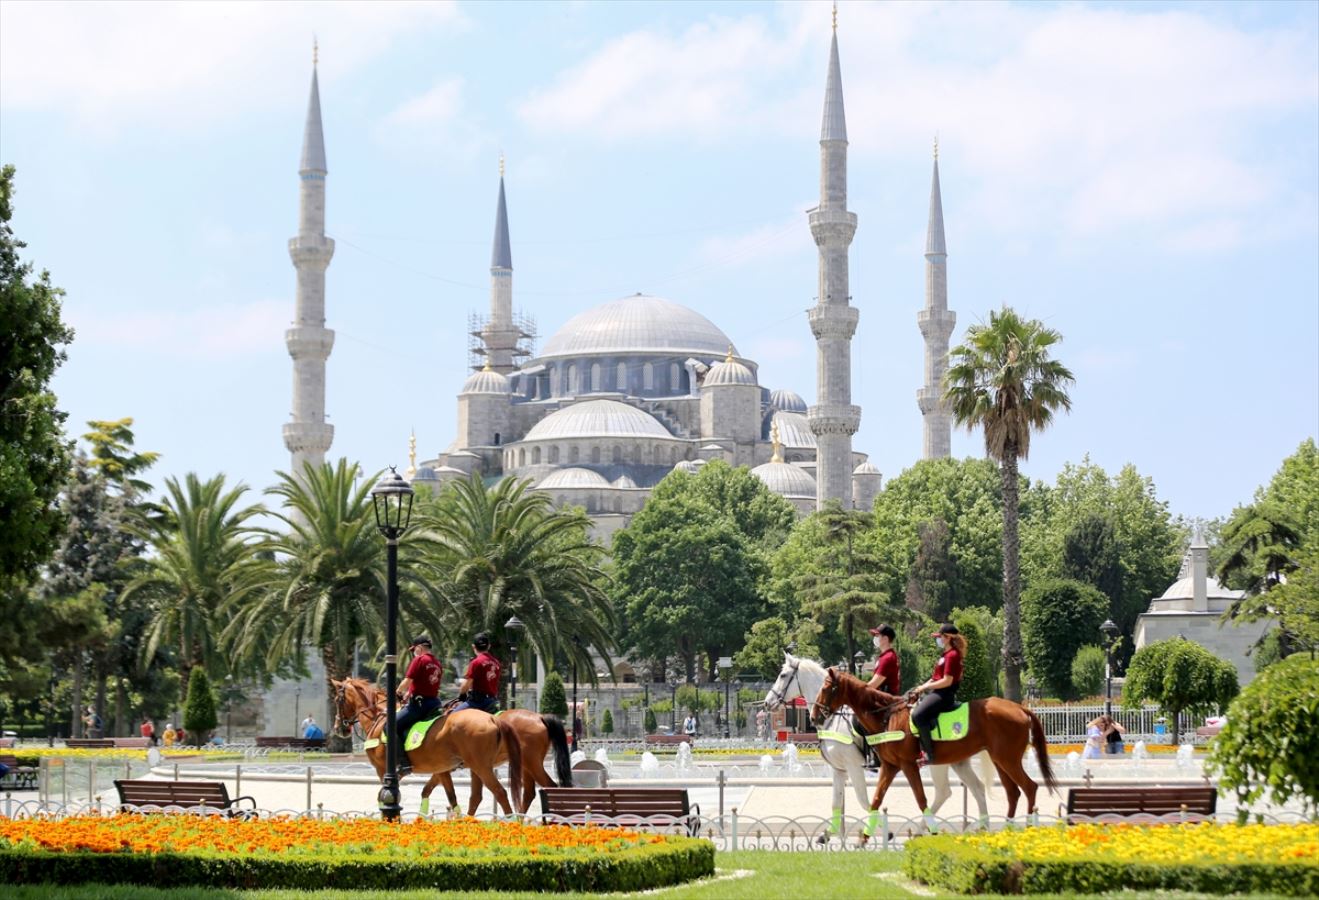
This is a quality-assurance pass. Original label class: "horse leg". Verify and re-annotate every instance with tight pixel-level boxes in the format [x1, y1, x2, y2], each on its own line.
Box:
[994, 754, 1040, 818]
[467, 773, 484, 817]
[861, 761, 900, 845]
[471, 762, 514, 816]
[994, 763, 1021, 820]
[898, 760, 936, 833]
[419, 774, 444, 817]
[929, 764, 952, 816]
[950, 758, 989, 831]
[819, 765, 846, 843]
[845, 748, 870, 826]
[433, 771, 460, 818]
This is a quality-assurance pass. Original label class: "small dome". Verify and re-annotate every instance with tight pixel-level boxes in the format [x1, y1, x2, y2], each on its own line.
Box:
[853, 461, 881, 476]
[523, 399, 672, 441]
[752, 461, 817, 498]
[673, 459, 701, 474]
[1158, 576, 1242, 602]
[768, 389, 808, 413]
[703, 357, 756, 387]
[461, 368, 511, 394]
[613, 474, 639, 489]
[773, 411, 817, 449]
[537, 468, 612, 490]
[413, 466, 438, 481]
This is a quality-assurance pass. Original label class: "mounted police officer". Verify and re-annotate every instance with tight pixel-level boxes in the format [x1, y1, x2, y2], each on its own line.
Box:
[454, 632, 502, 713]
[395, 636, 442, 776]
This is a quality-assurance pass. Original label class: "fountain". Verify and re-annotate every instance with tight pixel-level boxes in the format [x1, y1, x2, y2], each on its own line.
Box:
[675, 742, 694, 774]
[1064, 751, 1082, 776]
[593, 747, 613, 774]
[639, 752, 660, 777]
[782, 742, 801, 774]
[570, 749, 586, 767]
[1131, 740, 1148, 769]
[758, 754, 773, 775]
[1176, 744, 1195, 770]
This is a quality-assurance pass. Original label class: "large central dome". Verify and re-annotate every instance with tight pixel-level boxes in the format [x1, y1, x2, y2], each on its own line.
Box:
[540, 294, 735, 359]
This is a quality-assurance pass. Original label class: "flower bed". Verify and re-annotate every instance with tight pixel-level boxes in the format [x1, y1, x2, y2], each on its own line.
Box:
[1044, 742, 1196, 756]
[0, 815, 713, 892]
[904, 822, 1318, 895]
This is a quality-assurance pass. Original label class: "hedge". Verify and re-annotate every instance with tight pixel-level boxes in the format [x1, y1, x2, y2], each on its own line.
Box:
[0, 840, 714, 893]
[903, 827, 1319, 896]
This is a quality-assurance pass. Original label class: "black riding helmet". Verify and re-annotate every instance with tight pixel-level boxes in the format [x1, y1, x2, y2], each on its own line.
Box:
[408, 636, 432, 649]
[473, 632, 491, 651]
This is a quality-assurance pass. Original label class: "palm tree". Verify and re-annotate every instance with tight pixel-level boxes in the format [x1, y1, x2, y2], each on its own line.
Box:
[945, 307, 1074, 701]
[224, 460, 448, 732]
[121, 473, 267, 704]
[415, 474, 615, 696]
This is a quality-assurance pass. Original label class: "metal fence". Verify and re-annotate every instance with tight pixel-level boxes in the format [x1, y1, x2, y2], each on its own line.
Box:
[1026, 703, 1176, 743]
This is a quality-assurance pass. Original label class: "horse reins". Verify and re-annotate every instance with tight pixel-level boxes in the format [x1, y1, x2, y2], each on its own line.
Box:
[334, 681, 387, 743]
[766, 657, 802, 709]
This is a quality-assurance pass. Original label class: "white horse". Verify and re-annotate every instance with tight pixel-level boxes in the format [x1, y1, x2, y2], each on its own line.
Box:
[763, 652, 992, 840]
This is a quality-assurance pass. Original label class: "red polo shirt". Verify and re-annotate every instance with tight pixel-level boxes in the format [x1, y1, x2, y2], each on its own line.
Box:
[405, 651, 442, 698]
[873, 648, 900, 693]
[465, 651, 502, 696]
[932, 647, 963, 686]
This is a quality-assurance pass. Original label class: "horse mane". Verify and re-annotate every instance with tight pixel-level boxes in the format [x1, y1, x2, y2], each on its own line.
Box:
[830, 667, 902, 709]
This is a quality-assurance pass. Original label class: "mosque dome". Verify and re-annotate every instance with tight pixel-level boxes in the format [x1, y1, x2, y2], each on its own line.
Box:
[673, 459, 701, 474]
[523, 399, 672, 441]
[853, 461, 881, 476]
[1158, 576, 1242, 602]
[412, 466, 438, 481]
[703, 355, 756, 387]
[613, 474, 639, 489]
[768, 389, 808, 413]
[773, 411, 817, 449]
[461, 367, 511, 394]
[752, 461, 817, 498]
[540, 294, 735, 359]
[537, 467, 612, 489]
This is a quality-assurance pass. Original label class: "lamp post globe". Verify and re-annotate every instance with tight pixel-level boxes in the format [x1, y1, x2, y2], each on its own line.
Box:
[1100, 618, 1119, 718]
[504, 615, 525, 708]
[370, 466, 414, 822]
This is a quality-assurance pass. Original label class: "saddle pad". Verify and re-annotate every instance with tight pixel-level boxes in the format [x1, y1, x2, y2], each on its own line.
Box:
[909, 703, 970, 741]
[405, 715, 444, 751]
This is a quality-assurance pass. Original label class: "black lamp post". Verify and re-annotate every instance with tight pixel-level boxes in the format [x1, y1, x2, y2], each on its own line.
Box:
[1100, 618, 1119, 718]
[571, 635, 582, 746]
[669, 679, 678, 733]
[854, 649, 866, 678]
[504, 615, 525, 709]
[222, 675, 238, 744]
[719, 658, 733, 739]
[370, 466, 414, 822]
[294, 686, 301, 735]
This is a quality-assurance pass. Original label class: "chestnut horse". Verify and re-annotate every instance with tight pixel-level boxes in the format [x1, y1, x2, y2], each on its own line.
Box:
[462, 708, 573, 815]
[811, 668, 1056, 838]
[331, 677, 522, 816]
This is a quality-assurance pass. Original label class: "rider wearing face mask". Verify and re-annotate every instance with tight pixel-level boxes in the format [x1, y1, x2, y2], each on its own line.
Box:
[866, 625, 900, 694]
[909, 623, 965, 767]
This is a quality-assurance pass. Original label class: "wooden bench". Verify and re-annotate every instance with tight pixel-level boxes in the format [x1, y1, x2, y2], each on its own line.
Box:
[782, 732, 820, 744]
[66, 738, 115, 749]
[110, 737, 150, 749]
[643, 734, 693, 746]
[0, 755, 38, 791]
[114, 779, 257, 817]
[539, 787, 701, 835]
[1066, 786, 1217, 823]
[253, 736, 327, 751]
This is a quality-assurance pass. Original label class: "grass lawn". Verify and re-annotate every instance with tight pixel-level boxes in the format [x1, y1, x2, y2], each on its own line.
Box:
[5, 852, 1293, 899]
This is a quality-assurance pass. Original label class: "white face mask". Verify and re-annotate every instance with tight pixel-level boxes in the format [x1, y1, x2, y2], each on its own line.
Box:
[936, 636, 946, 650]
[873, 636, 882, 648]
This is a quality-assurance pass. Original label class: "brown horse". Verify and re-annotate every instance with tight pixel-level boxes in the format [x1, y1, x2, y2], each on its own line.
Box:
[460, 708, 573, 814]
[811, 668, 1056, 837]
[331, 677, 522, 816]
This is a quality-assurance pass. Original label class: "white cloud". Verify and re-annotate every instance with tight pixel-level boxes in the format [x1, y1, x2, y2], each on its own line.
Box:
[374, 76, 487, 160]
[0, 0, 464, 133]
[70, 299, 289, 359]
[517, 1, 1317, 250]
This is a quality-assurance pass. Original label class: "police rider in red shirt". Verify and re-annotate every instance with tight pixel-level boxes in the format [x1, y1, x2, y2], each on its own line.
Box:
[396, 636, 442, 775]
[454, 632, 502, 714]
[867, 624, 901, 694]
[909, 623, 965, 768]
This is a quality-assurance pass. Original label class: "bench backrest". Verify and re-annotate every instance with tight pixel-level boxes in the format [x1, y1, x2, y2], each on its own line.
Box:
[1067, 787, 1217, 816]
[0, 755, 19, 767]
[66, 738, 114, 749]
[540, 787, 690, 819]
[114, 779, 232, 808]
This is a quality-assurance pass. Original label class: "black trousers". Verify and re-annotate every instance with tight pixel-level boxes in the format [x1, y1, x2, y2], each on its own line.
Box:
[912, 689, 958, 754]
[395, 696, 442, 747]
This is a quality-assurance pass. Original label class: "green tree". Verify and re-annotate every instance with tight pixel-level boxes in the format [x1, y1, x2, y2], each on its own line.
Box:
[122, 473, 266, 704]
[540, 671, 568, 718]
[1124, 637, 1239, 743]
[1061, 513, 1123, 614]
[643, 707, 658, 734]
[1021, 578, 1108, 699]
[0, 165, 74, 586]
[1208, 654, 1319, 817]
[945, 307, 1075, 701]
[601, 708, 614, 735]
[948, 609, 994, 699]
[734, 616, 820, 680]
[182, 667, 218, 745]
[82, 418, 160, 496]
[905, 518, 956, 621]
[949, 605, 1003, 690]
[1070, 645, 1106, 699]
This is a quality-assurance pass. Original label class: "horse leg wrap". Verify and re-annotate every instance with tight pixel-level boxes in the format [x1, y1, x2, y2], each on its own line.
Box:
[831, 808, 842, 836]
[923, 807, 938, 834]
[863, 809, 880, 837]
[419, 796, 430, 817]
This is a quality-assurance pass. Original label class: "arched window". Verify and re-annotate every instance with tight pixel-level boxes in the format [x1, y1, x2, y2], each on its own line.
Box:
[612, 445, 623, 464]
[549, 446, 560, 464]
[493, 432, 500, 446]
[552, 365, 561, 396]
[670, 446, 678, 463]
[643, 362, 654, 391]
[569, 445, 580, 463]
[532, 447, 541, 464]
[591, 446, 601, 464]
[591, 363, 602, 392]
[567, 364, 578, 394]
[631, 444, 641, 464]
[517, 448, 526, 467]
[670, 363, 681, 393]
[616, 362, 627, 393]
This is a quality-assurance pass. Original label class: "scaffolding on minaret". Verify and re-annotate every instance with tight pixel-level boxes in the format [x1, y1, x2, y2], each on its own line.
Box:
[467, 310, 537, 372]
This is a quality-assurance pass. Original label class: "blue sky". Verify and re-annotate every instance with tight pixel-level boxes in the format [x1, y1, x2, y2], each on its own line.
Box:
[2, 0, 1315, 522]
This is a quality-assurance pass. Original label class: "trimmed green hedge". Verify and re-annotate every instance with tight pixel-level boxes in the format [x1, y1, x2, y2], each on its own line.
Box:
[903, 834, 1319, 896]
[1, 839, 714, 893]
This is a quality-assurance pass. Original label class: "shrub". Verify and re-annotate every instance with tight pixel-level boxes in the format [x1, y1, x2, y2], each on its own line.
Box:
[182, 669, 218, 744]
[1070, 645, 1106, 699]
[1124, 637, 1238, 743]
[1208, 653, 1319, 817]
[539, 672, 568, 718]
[601, 709, 614, 735]
[949, 609, 994, 699]
[643, 707, 658, 733]
[1021, 578, 1109, 699]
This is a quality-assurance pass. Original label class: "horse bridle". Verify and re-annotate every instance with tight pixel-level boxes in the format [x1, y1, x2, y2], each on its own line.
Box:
[814, 668, 908, 726]
[333, 681, 385, 741]
[766, 657, 802, 709]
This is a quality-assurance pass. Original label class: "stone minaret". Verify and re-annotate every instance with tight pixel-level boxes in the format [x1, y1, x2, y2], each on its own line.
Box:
[917, 142, 956, 459]
[807, 12, 860, 509]
[283, 46, 335, 475]
[481, 158, 520, 374]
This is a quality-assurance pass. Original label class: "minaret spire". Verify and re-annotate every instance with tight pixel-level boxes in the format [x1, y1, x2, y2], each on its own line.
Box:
[481, 158, 519, 374]
[284, 46, 336, 474]
[807, 10, 860, 509]
[917, 141, 955, 459]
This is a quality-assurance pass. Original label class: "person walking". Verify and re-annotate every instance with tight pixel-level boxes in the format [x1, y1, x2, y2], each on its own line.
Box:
[139, 716, 156, 746]
[908, 623, 966, 768]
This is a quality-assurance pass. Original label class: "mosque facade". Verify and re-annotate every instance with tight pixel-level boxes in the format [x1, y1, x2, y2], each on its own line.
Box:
[286, 23, 958, 539]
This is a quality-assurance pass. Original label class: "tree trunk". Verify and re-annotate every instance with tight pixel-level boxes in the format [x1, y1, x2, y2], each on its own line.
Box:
[71, 653, 85, 738]
[323, 644, 352, 753]
[94, 663, 107, 736]
[1000, 449, 1024, 702]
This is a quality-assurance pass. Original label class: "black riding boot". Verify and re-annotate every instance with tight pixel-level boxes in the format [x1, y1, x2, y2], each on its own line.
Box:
[918, 730, 936, 766]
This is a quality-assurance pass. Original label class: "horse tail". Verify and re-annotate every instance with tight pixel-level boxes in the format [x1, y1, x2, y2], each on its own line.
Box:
[497, 716, 524, 809]
[542, 715, 573, 787]
[1028, 709, 1058, 794]
[978, 750, 996, 799]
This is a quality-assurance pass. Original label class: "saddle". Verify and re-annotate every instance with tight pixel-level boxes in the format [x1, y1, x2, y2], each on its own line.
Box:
[909, 702, 970, 742]
[363, 707, 453, 752]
